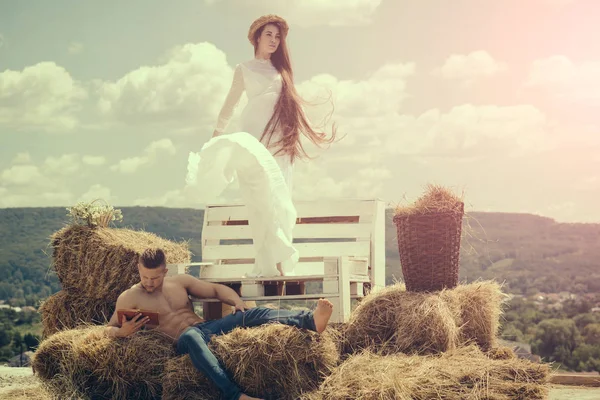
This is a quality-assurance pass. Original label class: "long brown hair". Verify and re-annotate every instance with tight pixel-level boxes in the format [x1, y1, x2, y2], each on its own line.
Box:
[253, 22, 339, 163]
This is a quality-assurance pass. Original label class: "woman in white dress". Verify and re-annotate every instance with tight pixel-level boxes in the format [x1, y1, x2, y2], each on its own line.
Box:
[211, 14, 338, 195]
[195, 15, 337, 278]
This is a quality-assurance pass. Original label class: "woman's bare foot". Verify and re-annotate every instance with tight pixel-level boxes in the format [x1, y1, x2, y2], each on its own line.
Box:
[313, 298, 334, 333]
[240, 394, 263, 400]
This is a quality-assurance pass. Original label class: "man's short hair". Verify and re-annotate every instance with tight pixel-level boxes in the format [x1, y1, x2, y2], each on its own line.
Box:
[139, 248, 166, 269]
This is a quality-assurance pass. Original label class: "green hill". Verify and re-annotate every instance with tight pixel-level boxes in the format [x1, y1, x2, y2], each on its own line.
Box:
[1, 207, 599, 306]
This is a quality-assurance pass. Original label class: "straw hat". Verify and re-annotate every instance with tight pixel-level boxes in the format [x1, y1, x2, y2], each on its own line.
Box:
[247, 14, 289, 46]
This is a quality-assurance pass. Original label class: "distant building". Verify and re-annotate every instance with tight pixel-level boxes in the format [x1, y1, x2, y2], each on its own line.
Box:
[498, 339, 542, 363]
[8, 351, 34, 367]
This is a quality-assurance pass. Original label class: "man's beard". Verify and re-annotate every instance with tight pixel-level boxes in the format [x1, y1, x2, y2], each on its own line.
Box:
[142, 283, 155, 292]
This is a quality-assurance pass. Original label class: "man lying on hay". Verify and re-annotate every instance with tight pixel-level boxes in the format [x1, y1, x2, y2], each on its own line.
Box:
[105, 248, 334, 400]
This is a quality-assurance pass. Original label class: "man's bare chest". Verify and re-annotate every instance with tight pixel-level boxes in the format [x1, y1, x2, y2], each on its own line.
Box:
[135, 284, 192, 314]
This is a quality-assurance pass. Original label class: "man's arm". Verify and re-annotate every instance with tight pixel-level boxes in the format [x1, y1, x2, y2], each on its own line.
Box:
[177, 275, 247, 311]
[105, 290, 150, 338]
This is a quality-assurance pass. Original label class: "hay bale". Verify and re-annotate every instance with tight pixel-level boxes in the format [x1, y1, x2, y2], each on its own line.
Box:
[51, 225, 191, 302]
[304, 345, 550, 400]
[39, 290, 115, 338]
[31, 328, 81, 383]
[161, 356, 220, 400]
[487, 346, 517, 360]
[442, 280, 506, 350]
[324, 322, 347, 357]
[208, 324, 339, 400]
[32, 326, 176, 400]
[344, 284, 460, 355]
[344, 281, 505, 355]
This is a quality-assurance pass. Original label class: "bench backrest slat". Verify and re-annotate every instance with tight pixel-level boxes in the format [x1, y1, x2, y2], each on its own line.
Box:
[202, 222, 373, 241]
[203, 241, 370, 262]
[204, 200, 376, 222]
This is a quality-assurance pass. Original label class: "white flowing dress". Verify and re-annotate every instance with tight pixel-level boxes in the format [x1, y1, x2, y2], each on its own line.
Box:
[185, 58, 298, 277]
[214, 58, 294, 193]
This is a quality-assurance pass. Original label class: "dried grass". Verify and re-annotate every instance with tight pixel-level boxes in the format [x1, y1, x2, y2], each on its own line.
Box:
[162, 323, 343, 400]
[441, 280, 507, 350]
[38, 290, 114, 339]
[487, 346, 517, 360]
[161, 356, 221, 400]
[209, 324, 339, 400]
[344, 281, 505, 355]
[33, 323, 339, 400]
[394, 184, 464, 217]
[32, 326, 176, 400]
[344, 284, 460, 355]
[51, 225, 191, 302]
[0, 384, 53, 400]
[303, 345, 550, 400]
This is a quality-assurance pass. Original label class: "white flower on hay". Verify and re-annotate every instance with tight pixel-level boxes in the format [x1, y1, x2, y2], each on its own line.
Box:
[66, 199, 123, 228]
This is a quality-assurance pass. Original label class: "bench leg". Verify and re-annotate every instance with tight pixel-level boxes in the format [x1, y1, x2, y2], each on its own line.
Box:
[338, 257, 352, 322]
[284, 282, 306, 295]
[203, 302, 234, 320]
[264, 282, 285, 296]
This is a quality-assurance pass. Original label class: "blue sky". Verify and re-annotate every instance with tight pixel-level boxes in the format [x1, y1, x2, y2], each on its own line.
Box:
[1, 0, 599, 222]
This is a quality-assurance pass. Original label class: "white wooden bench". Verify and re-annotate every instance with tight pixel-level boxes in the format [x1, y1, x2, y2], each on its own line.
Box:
[167, 199, 386, 323]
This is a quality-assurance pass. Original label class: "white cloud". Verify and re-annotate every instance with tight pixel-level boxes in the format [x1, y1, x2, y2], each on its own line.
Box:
[298, 62, 415, 121]
[293, 161, 346, 199]
[79, 184, 114, 203]
[0, 165, 44, 186]
[526, 55, 600, 104]
[382, 104, 553, 157]
[0, 62, 87, 132]
[43, 154, 81, 176]
[292, 160, 391, 200]
[40, 191, 73, 204]
[12, 152, 32, 164]
[0, 151, 122, 206]
[0, 190, 73, 208]
[82, 155, 107, 166]
[98, 42, 232, 132]
[433, 51, 507, 82]
[299, 61, 549, 160]
[68, 41, 84, 54]
[111, 138, 176, 174]
[146, 138, 177, 155]
[134, 189, 188, 207]
[111, 157, 147, 174]
[206, 0, 382, 27]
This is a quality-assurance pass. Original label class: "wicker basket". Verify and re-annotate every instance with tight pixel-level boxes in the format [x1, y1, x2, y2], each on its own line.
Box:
[393, 202, 464, 292]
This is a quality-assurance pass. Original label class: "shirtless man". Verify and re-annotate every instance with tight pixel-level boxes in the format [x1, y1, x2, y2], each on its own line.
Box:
[105, 248, 334, 400]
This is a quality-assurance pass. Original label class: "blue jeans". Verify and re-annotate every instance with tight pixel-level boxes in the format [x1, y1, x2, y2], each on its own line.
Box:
[176, 306, 317, 400]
